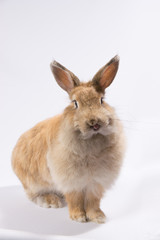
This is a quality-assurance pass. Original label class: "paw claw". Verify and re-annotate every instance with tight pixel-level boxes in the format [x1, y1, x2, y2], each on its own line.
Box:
[70, 212, 87, 223]
[86, 209, 106, 224]
[91, 215, 106, 224]
[34, 193, 64, 208]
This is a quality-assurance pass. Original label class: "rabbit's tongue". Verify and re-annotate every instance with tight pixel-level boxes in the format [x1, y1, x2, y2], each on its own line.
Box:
[93, 124, 100, 131]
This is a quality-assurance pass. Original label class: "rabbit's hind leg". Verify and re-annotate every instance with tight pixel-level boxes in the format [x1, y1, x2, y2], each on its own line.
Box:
[35, 192, 65, 208]
[27, 189, 65, 208]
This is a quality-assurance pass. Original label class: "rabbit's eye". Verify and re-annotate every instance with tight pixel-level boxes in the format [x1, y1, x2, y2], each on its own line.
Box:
[72, 100, 78, 109]
[100, 97, 104, 104]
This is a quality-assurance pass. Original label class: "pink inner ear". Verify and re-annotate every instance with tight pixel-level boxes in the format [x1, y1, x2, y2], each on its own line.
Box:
[100, 63, 118, 90]
[53, 66, 74, 92]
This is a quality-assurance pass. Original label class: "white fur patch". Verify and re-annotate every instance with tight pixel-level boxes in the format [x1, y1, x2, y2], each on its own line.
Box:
[34, 195, 63, 208]
[91, 215, 106, 224]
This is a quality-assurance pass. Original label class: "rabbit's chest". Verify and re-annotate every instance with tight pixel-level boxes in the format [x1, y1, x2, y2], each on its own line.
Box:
[71, 153, 103, 174]
[47, 141, 114, 193]
[46, 131, 120, 193]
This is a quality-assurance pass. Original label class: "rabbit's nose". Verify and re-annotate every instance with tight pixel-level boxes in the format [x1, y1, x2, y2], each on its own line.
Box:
[89, 119, 97, 126]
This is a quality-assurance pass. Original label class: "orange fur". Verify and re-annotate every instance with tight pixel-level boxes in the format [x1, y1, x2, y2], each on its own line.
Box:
[12, 56, 126, 223]
[12, 115, 62, 194]
[85, 185, 105, 223]
[65, 191, 86, 222]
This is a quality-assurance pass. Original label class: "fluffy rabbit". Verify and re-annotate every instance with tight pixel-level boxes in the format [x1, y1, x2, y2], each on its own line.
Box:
[12, 55, 126, 223]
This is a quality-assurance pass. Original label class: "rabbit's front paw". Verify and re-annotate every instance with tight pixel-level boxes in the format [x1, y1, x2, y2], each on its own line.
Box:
[70, 210, 87, 223]
[86, 209, 106, 224]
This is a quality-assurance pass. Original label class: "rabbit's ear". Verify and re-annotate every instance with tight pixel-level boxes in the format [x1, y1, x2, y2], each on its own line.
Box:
[50, 61, 80, 93]
[92, 55, 119, 93]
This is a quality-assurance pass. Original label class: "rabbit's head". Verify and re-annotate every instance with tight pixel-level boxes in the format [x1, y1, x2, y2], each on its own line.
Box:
[50, 56, 119, 139]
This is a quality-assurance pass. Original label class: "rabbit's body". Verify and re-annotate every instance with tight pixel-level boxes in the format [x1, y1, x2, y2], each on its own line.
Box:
[12, 56, 126, 223]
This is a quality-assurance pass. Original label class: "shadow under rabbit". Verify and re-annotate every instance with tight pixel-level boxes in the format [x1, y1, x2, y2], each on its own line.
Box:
[0, 186, 99, 236]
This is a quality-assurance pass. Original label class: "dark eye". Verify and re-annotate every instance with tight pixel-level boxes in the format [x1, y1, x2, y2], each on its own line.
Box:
[100, 97, 104, 104]
[72, 100, 78, 109]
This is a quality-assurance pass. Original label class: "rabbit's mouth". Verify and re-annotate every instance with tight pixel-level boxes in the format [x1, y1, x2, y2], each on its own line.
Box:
[90, 124, 101, 131]
[78, 118, 114, 139]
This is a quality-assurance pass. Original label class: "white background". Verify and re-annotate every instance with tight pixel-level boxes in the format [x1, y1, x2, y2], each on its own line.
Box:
[0, 0, 160, 239]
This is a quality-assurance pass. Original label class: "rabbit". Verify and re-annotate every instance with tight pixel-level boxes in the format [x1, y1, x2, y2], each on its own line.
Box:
[12, 55, 126, 224]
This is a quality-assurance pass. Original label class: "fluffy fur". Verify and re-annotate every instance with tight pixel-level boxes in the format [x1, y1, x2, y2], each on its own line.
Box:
[12, 55, 126, 223]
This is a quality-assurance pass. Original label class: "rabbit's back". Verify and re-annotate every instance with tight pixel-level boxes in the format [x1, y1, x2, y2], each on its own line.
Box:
[12, 115, 62, 190]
